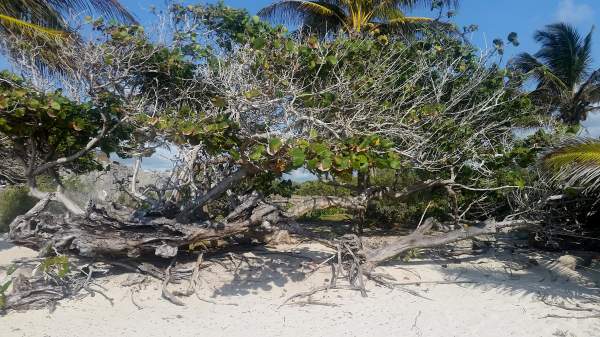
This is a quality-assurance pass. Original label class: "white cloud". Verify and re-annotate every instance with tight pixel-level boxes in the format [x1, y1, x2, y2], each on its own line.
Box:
[582, 110, 600, 138]
[556, 0, 595, 24]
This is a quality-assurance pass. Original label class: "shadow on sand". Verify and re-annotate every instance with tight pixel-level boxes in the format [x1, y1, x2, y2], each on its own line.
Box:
[378, 234, 600, 303]
[0, 235, 13, 251]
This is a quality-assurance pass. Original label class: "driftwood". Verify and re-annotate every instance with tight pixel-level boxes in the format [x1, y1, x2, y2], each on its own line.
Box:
[8, 193, 282, 259]
[9, 193, 536, 267]
[362, 218, 536, 269]
[4, 274, 69, 311]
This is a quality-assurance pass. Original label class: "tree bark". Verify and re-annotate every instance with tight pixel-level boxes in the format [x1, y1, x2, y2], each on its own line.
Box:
[283, 195, 367, 218]
[28, 186, 85, 216]
[363, 218, 535, 270]
[178, 167, 250, 222]
[8, 194, 282, 259]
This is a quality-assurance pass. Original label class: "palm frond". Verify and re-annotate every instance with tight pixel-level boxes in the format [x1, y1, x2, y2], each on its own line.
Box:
[574, 68, 600, 105]
[258, 1, 346, 31]
[533, 23, 592, 88]
[577, 26, 594, 77]
[0, 14, 67, 40]
[0, 0, 134, 73]
[387, 16, 433, 24]
[372, 6, 406, 21]
[542, 138, 600, 192]
[382, 0, 459, 10]
[60, 0, 137, 23]
[512, 52, 569, 94]
[371, 3, 450, 32]
[0, 0, 136, 26]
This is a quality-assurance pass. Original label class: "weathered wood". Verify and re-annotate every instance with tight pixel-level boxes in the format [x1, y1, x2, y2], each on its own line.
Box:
[8, 197, 283, 259]
[4, 274, 68, 312]
[284, 196, 366, 218]
[364, 218, 536, 269]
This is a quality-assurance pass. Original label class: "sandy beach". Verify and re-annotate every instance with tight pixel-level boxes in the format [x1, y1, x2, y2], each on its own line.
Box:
[1, 234, 599, 337]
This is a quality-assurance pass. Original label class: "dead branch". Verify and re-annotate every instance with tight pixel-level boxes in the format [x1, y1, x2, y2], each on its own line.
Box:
[161, 258, 185, 306]
[364, 218, 537, 270]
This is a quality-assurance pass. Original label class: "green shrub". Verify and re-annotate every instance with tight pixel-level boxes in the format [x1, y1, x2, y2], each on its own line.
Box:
[300, 206, 351, 222]
[295, 180, 352, 197]
[0, 186, 36, 232]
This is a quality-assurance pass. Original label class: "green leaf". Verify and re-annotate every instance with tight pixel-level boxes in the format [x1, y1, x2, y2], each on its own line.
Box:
[318, 157, 332, 171]
[285, 40, 295, 52]
[309, 142, 329, 157]
[290, 148, 305, 167]
[0, 280, 12, 293]
[380, 139, 394, 149]
[309, 129, 318, 139]
[326, 55, 338, 65]
[244, 89, 261, 100]
[352, 154, 369, 171]
[252, 37, 267, 50]
[268, 137, 282, 154]
[249, 145, 265, 161]
[389, 159, 401, 170]
[333, 155, 350, 171]
[229, 149, 241, 160]
[13, 89, 26, 97]
[307, 158, 319, 170]
[50, 100, 61, 110]
[212, 96, 227, 108]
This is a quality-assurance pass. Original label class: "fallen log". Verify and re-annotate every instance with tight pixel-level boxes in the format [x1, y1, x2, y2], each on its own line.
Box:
[363, 218, 537, 270]
[8, 194, 283, 259]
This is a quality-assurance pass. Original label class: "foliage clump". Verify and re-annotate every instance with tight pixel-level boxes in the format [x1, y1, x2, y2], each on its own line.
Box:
[0, 186, 35, 232]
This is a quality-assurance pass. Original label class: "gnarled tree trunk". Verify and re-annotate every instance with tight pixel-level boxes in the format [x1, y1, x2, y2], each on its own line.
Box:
[8, 193, 284, 258]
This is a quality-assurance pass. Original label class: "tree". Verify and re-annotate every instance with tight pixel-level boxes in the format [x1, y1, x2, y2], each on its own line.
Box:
[5, 2, 530, 255]
[3, 4, 540, 310]
[0, 0, 134, 38]
[258, 0, 457, 36]
[0, 70, 129, 215]
[512, 23, 600, 125]
[0, 0, 135, 70]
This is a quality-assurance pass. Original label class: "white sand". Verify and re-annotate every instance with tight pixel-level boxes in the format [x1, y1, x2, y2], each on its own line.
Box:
[1, 236, 599, 337]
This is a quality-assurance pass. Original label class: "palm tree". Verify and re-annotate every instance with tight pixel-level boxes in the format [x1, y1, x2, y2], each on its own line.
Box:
[543, 138, 600, 191]
[258, 0, 457, 36]
[513, 23, 600, 125]
[0, 1, 135, 39]
[0, 1, 135, 69]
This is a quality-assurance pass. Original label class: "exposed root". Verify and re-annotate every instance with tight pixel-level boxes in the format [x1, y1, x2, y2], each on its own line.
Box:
[161, 258, 185, 306]
[280, 285, 363, 308]
[542, 313, 600, 319]
[387, 280, 476, 286]
[539, 295, 599, 313]
[282, 235, 371, 307]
